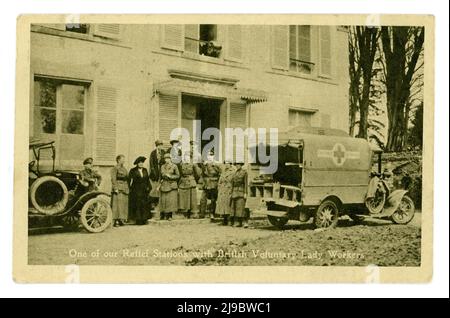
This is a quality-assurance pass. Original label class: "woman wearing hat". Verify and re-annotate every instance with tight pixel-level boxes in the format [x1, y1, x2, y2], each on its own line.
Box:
[159, 153, 180, 220]
[230, 161, 248, 227]
[110, 155, 129, 227]
[128, 156, 151, 225]
[216, 159, 236, 225]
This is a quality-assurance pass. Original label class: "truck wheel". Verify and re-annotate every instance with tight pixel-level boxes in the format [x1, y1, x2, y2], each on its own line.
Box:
[267, 215, 288, 229]
[30, 176, 68, 215]
[365, 185, 386, 214]
[314, 200, 339, 229]
[390, 195, 415, 224]
[80, 198, 112, 233]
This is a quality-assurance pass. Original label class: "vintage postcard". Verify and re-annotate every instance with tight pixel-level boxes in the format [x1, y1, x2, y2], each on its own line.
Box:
[14, 14, 434, 283]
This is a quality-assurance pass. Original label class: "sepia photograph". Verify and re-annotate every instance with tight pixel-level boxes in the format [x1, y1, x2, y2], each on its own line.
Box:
[13, 14, 434, 283]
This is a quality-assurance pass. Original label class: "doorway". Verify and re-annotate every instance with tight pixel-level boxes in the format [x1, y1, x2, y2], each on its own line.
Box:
[181, 94, 224, 157]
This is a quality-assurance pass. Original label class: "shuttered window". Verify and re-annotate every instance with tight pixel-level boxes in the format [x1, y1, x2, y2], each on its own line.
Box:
[226, 25, 242, 61]
[93, 24, 121, 39]
[161, 25, 184, 51]
[319, 26, 332, 77]
[229, 103, 247, 129]
[229, 103, 247, 162]
[288, 109, 312, 128]
[159, 94, 179, 144]
[95, 86, 117, 163]
[271, 25, 289, 70]
[185, 24, 199, 53]
[289, 25, 313, 74]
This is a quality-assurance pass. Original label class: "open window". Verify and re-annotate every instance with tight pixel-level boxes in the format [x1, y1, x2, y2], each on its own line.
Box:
[289, 25, 314, 74]
[184, 24, 222, 58]
[65, 24, 88, 34]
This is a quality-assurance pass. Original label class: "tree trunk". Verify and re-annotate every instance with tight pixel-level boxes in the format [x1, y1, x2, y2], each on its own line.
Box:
[382, 26, 424, 152]
[349, 26, 379, 139]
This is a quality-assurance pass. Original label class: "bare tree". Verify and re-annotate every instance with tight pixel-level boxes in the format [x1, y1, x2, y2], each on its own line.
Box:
[348, 26, 380, 139]
[380, 26, 424, 152]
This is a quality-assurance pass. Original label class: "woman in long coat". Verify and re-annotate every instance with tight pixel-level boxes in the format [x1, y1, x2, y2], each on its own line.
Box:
[178, 152, 200, 218]
[159, 153, 180, 220]
[128, 156, 151, 225]
[111, 155, 129, 226]
[215, 160, 236, 225]
[230, 161, 248, 228]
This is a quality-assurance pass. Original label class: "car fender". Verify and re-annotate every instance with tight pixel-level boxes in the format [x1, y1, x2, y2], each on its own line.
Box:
[66, 191, 111, 214]
[383, 189, 409, 216]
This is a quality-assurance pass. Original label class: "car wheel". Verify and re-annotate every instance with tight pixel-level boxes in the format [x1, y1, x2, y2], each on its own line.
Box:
[80, 197, 112, 233]
[30, 175, 68, 215]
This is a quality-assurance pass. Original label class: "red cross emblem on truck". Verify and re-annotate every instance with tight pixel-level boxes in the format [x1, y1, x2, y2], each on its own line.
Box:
[317, 143, 360, 166]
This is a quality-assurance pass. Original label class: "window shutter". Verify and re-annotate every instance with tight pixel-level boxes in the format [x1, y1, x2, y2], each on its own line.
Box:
[93, 24, 121, 40]
[161, 25, 184, 51]
[271, 25, 289, 70]
[298, 26, 311, 63]
[184, 24, 199, 53]
[226, 25, 242, 62]
[319, 26, 332, 77]
[95, 86, 117, 163]
[159, 94, 179, 144]
[229, 103, 247, 128]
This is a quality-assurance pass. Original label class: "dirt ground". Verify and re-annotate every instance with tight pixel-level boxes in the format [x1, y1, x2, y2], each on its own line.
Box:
[28, 212, 421, 266]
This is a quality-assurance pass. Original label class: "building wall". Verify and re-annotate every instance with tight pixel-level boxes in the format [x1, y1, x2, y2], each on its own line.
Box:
[30, 24, 349, 193]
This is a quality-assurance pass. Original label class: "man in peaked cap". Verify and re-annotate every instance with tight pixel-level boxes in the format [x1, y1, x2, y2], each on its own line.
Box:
[149, 139, 165, 215]
[199, 149, 221, 220]
[77, 157, 102, 195]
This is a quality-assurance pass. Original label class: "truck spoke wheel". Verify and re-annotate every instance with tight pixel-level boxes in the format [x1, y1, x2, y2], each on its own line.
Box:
[314, 200, 339, 229]
[391, 195, 415, 224]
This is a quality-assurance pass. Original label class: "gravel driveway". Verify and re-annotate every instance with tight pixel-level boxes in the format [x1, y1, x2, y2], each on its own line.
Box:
[28, 213, 421, 266]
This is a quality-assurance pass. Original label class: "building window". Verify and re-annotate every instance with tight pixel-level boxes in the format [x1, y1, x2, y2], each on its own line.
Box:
[61, 84, 85, 134]
[184, 24, 222, 58]
[65, 23, 88, 34]
[34, 79, 57, 134]
[288, 109, 312, 128]
[34, 78, 86, 136]
[289, 25, 314, 74]
[33, 77, 88, 165]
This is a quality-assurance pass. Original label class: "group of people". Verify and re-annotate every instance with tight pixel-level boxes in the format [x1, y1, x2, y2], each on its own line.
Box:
[78, 139, 249, 228]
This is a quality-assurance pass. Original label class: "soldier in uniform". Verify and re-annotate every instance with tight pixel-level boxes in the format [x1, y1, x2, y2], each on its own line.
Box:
[159, 153, 180, 220]
[77, 157, 102, 196]
[149, 139, 165, 214]
[199, 150, 221, 220]
[177, 152, 200, 218]
[230, 161, 248, 227]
